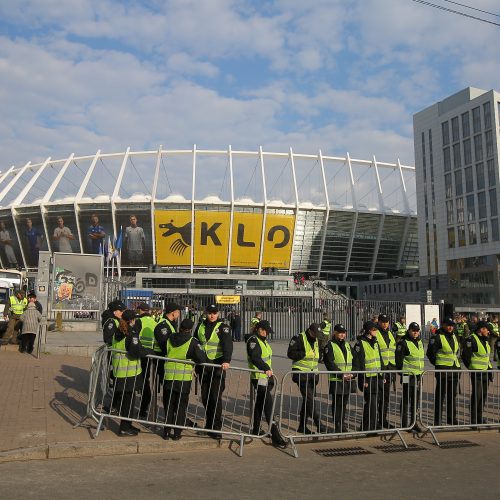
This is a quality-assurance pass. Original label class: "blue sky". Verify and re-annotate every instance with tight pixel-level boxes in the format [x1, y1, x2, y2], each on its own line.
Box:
[0, 0, 499, 171]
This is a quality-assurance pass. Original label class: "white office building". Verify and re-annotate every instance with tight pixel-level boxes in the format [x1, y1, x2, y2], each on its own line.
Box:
[414, 87, 500, 308]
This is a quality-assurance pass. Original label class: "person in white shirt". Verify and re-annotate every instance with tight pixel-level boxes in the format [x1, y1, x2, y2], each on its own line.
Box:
[53, 217, 75, 252]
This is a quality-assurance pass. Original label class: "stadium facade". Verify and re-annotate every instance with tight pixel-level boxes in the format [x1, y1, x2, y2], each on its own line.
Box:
[0, 147, 418, 287]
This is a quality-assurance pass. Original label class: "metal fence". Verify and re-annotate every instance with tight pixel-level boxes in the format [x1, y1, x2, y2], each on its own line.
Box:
[89, 349, 279, 456]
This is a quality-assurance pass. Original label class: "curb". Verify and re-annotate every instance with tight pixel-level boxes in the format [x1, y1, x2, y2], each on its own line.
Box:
[0, 436, 263, 464]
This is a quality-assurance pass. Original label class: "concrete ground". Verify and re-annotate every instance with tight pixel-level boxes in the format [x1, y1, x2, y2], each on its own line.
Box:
[0, 430, 499, 499]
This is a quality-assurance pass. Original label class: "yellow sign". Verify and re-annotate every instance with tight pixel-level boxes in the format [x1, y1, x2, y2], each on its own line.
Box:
[194, 211, 230, 266]
[262, 214, 295, 269]
[155, 210, 295, 269]
[215, 295, 241, 304]
[155, 210, 192, 266]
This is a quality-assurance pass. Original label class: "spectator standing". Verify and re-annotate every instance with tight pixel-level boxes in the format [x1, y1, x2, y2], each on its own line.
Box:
[19, 293, 42, 354]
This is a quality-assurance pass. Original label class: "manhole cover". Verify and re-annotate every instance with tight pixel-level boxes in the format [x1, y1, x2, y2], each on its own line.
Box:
[313, 447, 373, 457]
[438, 440, 480, 449]
[373, 444, 427, 453]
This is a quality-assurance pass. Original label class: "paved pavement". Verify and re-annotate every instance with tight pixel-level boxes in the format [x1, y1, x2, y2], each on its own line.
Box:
[0, 333, 499, 465]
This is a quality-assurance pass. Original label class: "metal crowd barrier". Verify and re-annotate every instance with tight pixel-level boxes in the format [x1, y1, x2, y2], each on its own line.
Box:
[278, 369, 418, 458]
[418, 368, 500, 446]
[89, 348, 279, 457]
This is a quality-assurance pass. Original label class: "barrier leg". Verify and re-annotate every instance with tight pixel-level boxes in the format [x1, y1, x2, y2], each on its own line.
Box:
[94, 415, 105, 439]
[239, 434, 245, 458]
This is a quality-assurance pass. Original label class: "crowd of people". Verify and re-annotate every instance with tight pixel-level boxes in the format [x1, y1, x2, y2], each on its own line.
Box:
[100, 302, 500, 446]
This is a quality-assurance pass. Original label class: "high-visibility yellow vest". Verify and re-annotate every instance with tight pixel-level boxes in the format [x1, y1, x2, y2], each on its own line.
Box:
[155, 318, 176, 352]
[292, 332, 319, 372]
[488, 322, 499, 336]
[164, 338, 194, 381]
[402, 339, 425, 375]
[470, 334, 492, 371]
[247, 336, 273, 380]
[360, 339, 382, 377]
[395, 322, 407, 337]
[138, 315, 157, 350]
[456, 322, 466, 336]
[198, 321, 223, 360]
[436, 334, 460, 368]
[377, 330, 396, 366]
[322, 320, 332, 336]
[328, 341, 352, 381]
[111, 336, 142, 379]
[9, 296, 27, 315]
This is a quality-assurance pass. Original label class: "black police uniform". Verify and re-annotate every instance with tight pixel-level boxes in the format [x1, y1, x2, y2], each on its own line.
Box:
[247, 333, 286, 447]
[461, 334, 493, 425]
[323, 337, 353, 433]
[395, 333, 422, 430]
[287, 332, 323, 433]
[426, 327, 461, 425]
[194, 319, 233, 437]
[352, 333, 385, 431]
[377, 326, 396, 429]
[153, 315, 178, 381]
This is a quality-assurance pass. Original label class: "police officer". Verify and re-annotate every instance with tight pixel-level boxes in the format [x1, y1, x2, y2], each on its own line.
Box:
[323, 323, 353, 433]
[154, 302, 182, 381]
[194, 304, 233, 439]
[392, 315, 407, 340]
[395, 322, 424, 432]
[246, 311, 262, 342]
[318, 312, 332, 363]
[1, 290, 27, 345]
[135, 302, 158, 419]
[488, 315, 499, 362]
[455, 314, 470, 347]
[158, 318, 207, 440]
[353, 321, 385, 431]
[377, 314, 396, 429]
[426, 317, 461, 426]
[287, 323, 324, 434]
[110, 309, 154, 436]
[461, 321, 493, 425]
[247, 320, 287, 448]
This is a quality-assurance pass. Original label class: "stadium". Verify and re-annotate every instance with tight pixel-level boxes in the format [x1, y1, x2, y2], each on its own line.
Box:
[0, 147, 418, 290]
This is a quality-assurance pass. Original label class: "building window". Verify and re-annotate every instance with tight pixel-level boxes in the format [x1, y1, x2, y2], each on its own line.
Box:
[479, 220, 488, 243]
[461, 111, 470, 138]
[453, 143, 461, 169]
[487, 159, 496, 187]
[466, 194, 475, 221]
[474, 134, 483, 162]
[483, 102, 491, 129]
[451, 116, 459, 142]
[446, 200, 454, 224]
[455, 170, 463, 196]
[445, 173, 453, 198]
[465, 166, 474, 193]
[443, 147, 451, 172]
[476, 162, 485, 190]
[456, 196, 464, 223]
[492, 218, 500, 241]
[448, 227, 455, 248]
[442, 121, 450, 146]
[490, 188, 498, 217]
[468, 223, 477, 245]
[478, 191, 487, 219]
[458, 225, 466, 246]
[472, 106, 481, 134]
[463, 138, 472, 165]
[486, 130, 494, 158]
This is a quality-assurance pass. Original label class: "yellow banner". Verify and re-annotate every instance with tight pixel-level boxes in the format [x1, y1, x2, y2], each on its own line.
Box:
[154, 209, 295, 269]
[215, 295, 241, 304]
[194, 211, 230, 266]
[230, 212, 262, 268]
[262, 214, 295, 269]
[155, 210, 192, 266]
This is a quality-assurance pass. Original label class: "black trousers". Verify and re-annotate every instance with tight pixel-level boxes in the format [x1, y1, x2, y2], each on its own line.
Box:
[20, 333, 36, 353]
[361, 376, 382, 431]
[163, 388, 190, 435]
[116, 390, 135, 430]
[294, 373, 320, 432]
[400, 375, 421, 427]
[470, 372, 488, 425]
[200, 372, 225, 431]
[330, 381, 350, 433]
[377, 373, 392, 427]
[139, 358, 152, 416]
[434, 371, 459, 425]
[251, 378, 274, 433]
